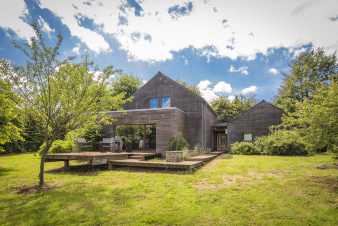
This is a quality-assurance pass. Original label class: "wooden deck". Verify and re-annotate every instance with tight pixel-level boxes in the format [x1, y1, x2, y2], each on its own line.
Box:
[45, 152, 130, 161]
[45, 151, 223, 172]
[108, 159, 204, 171]
[107, 152, 223, 171]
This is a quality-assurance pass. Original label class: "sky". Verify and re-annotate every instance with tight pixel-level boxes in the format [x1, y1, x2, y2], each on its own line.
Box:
[1, 0, 338, 102]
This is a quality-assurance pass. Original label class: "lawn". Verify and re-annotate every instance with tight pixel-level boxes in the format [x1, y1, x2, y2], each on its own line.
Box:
[0, 153, 337, 226]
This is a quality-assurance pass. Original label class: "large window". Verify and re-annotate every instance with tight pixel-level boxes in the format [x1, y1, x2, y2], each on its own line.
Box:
[149, 97, 158, 108]
[161, 96, 171, 108]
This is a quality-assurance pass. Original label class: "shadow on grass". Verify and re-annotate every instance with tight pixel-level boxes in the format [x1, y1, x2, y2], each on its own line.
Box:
[46, 163, 195, 176]
[0, 167, 13, 177]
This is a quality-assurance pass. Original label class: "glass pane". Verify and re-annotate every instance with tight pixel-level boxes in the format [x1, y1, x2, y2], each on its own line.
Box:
[149, 98, 158, 108]
[243, 133, 253, 141]
[161, 96, 170, 108]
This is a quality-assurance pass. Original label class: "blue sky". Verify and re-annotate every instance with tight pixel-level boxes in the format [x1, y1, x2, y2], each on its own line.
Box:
[1, 0, 337, 102]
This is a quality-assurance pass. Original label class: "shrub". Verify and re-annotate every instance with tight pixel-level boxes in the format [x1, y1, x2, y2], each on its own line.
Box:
[168, 134, 188, 151]
[254, 130, 309, 156]
[231, 142, 260, 155]
[39, 139, 73, 154]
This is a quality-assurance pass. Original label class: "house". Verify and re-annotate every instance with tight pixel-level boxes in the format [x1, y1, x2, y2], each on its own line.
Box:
[103, 72, 283, 155]
[227, 100, 284, 144]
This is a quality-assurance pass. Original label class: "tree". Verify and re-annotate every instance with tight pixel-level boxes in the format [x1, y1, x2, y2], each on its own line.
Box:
[275, 48, 338, 112]
[0, 60, 23, 151]
[211, 95, 256, 121]
[176, 80, 201, 96]
[111, 74, 141, 109]
[281, 80, 338, 154]
[8, 23, 114, 187]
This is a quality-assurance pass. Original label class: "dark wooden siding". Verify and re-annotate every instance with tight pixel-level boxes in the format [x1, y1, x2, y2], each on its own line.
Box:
[125, 72, 217, 149]
[227, 101, 283, 145]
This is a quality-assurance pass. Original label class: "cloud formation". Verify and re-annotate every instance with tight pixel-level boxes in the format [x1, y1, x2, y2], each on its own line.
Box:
[197, 80, 232, 102]
[229, 65, 249, 75]
[241, 85, 257, 95]
[1, 0, 338, 62]
[268, 68, 279, 75]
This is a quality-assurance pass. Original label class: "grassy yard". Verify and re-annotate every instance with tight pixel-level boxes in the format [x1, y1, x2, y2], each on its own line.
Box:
[0, 153, 337, 226]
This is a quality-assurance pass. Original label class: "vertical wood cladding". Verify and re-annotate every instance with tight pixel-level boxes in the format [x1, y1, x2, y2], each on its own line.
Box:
[227, 101, 283, 145]
[105, 108, 186, 154]
[125, 72, 217, 150]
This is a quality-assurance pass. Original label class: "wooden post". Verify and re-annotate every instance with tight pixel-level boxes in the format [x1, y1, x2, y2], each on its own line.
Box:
[143, 124, 147, 150]
[64, 160, 70, 170]
[108, 161, 112, 170]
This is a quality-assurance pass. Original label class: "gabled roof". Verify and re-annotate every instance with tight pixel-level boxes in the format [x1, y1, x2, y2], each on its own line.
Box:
[229, 100, 284, 123]
[136, 71, 217, 116]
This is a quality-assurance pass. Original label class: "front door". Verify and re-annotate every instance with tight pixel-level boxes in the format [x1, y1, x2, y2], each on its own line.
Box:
[216, 133, 227, 151]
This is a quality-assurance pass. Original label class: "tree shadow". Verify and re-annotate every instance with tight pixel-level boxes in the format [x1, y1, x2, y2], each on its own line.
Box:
[46, 164, 195, 176]
[0, 167, 13, 177]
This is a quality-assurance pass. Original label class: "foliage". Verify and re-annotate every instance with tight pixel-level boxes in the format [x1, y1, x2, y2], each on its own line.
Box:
[275, 48, 338, 112]
[280, 81, 338, 154]
[254, 130, 309, 156]
[0, 60, 23, 152]
[168, 134, 189, 151]
[232, 130, 309, 156]
[8, 22, 114, 186]
[176, 80, 201, 96]
[211, 95, 256, 121]
[39, 139, 73, 154]
[231, 142, 260, 155]
[111, 74, 141, 109]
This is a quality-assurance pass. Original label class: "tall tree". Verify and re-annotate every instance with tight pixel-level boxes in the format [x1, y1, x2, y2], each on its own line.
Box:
[275, 48, 338, 112]
[8, 23, 114, 187]
[0, 60, 23, 151]
[280, 80, 338, 153]
[211, 95, 256, 121]
[111, 74, 141, 109]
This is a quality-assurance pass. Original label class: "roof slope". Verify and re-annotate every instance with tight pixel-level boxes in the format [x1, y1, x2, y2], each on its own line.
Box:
[135, 71, 217, 116]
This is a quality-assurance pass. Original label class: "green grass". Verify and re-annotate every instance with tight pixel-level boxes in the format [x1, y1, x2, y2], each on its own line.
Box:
[0, 153, 337, 226]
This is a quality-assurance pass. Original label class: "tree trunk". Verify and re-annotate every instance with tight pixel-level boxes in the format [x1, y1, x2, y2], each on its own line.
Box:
[38, 140, 52, 188]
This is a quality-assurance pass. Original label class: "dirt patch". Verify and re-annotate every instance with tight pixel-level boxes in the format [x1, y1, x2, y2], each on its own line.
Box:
[14, 183, 61, 195]
[310, 176, 338, 193]
[316, 163, 338, 170]
[195, 171, 284, 191]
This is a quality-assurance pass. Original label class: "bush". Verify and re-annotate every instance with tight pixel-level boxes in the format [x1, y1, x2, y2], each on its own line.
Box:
[168, 134, 189, 151]
[39, 139, 73, 154]
[231, 142, 260, 155]
[255, 130, 309, 156]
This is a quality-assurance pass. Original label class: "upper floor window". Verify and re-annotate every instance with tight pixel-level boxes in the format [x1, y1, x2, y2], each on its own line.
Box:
[149, 97, 158, 108]
[161, 96, 171, 108]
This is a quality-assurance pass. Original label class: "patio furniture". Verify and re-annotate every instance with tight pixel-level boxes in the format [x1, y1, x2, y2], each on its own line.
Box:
[99, 137, 123, 152]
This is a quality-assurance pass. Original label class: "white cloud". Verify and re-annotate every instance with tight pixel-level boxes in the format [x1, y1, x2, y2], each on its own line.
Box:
[197, 80, 212, 90]
[213, 81, 232, 93]
[229, 65, 249, 75]
[228, 95, 236, 102]
[241, 85, 257, 95]
[0, 0, 34, 40]
[72, 45, 80, 55]
[2, 0, 338, 61]
[197, 80, 232, 102]
[268, 68, 279, 75]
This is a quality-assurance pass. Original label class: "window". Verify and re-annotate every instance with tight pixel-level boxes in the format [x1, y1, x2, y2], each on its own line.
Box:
[149, 97, 158, 108]
[161, 96, 171, 108]
[243, 133, 253, 141]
